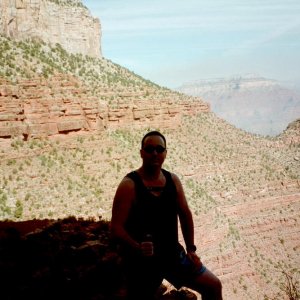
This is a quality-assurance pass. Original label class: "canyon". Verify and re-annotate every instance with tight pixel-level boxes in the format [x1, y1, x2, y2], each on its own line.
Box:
[0, 1, 299, 299]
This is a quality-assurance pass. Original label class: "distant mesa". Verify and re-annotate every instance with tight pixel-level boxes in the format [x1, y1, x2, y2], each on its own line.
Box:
[177, 75, 300, 136]
[0, 0, 102, 58]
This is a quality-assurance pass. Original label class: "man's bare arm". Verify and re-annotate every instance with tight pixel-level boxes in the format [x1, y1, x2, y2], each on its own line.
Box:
[172, 173, 203, 267]
[172, 173, 195, 248]
[111, 177, 140, 250]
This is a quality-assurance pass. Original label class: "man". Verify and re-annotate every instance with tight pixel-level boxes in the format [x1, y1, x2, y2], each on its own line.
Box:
[111, 131, 223, 300]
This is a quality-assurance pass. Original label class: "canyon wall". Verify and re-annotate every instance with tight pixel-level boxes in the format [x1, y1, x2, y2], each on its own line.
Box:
[0, 0, 101, 58]
[0, 75, 209, 139]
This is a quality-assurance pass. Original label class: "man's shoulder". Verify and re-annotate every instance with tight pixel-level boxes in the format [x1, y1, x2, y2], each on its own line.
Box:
[118, 173, 136, 189]
[163, 169, 180, 182]
[124, 170, 142, 185]
[125, 170, 138, 179]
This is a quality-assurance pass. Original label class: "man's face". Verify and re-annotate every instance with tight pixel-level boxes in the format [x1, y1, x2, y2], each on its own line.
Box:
[140, 135, 167, 168]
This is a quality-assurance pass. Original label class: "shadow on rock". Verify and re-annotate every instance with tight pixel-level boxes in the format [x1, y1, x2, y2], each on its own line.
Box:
[0, 217, 123, 300]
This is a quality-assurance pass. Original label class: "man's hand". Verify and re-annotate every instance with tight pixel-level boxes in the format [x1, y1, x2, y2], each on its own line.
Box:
[140, 241, 154, 256]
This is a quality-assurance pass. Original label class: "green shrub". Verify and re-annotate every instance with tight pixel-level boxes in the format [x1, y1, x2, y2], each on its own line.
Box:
[14, 200, 23, 219]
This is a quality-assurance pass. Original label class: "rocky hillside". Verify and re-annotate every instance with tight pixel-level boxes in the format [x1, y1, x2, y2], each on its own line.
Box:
[0, 113, 299, 300]
[177, 76, 300, 136]
[0, 0, 101, 58]
[0, 35, 209, 139]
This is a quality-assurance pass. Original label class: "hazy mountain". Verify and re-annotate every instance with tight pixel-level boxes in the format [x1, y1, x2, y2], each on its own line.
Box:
[177, 76, 300, 136]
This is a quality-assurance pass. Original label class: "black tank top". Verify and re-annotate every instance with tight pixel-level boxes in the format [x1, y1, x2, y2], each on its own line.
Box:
[125, 169, 179, 261]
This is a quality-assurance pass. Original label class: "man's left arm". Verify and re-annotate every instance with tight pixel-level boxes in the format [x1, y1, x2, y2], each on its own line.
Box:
[172, 173, 202, 267]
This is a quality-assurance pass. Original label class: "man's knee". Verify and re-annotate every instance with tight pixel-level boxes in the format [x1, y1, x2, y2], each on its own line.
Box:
[205, 276, 222, 293]
[198, 273, 222, 297]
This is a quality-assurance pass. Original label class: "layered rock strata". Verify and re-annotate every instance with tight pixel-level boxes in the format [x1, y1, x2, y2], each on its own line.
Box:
[0, 0, 101, 58]
[0, 75, 209, 139]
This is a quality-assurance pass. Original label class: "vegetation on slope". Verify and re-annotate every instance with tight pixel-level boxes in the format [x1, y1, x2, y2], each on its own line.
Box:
[0, 34, 201, 111]
[0, 35, 174, 102]
[0, 31, 299, 299]
[0, 114, 299, 299]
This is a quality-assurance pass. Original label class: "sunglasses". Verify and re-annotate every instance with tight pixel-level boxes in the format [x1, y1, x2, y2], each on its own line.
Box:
[143, 145, 166, 154]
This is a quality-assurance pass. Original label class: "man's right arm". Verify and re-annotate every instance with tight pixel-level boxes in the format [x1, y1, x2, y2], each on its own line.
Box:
[111, 177, 140, 251]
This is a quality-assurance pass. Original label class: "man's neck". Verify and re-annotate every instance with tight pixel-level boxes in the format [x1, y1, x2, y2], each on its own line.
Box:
[139, 166, 162, 181]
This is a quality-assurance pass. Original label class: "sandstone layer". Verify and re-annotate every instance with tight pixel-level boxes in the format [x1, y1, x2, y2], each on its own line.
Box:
[0, 75, 209, 139]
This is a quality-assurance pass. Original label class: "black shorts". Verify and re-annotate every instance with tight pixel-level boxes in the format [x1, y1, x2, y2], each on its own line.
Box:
[123, 250, 206, 297]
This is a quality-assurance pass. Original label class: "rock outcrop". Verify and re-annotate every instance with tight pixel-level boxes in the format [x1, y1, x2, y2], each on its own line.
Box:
[0, 217, 198, 300]
[0, 0, 101, 58]
[280, 118, 300, 145]
[0, 75, 209, 139]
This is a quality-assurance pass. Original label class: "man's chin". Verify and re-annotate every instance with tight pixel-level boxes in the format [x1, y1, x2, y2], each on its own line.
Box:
[149, 161, 162, 167]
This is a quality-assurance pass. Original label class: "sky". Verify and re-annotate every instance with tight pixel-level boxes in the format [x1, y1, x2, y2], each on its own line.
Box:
[82, 0, 300, 89]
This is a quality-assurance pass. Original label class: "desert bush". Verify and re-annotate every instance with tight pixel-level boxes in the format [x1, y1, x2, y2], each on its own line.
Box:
[264, 269, 299, 300]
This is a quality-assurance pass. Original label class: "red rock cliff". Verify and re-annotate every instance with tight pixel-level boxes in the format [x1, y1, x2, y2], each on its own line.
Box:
[0, 75, 209, 139]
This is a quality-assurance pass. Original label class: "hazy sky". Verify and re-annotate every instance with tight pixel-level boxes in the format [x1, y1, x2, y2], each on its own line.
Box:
[82, 0, 300, 89]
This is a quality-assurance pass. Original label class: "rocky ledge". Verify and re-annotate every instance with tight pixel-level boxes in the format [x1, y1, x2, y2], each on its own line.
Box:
[0, 217, 198, 300]
[0, 75, 209, 139]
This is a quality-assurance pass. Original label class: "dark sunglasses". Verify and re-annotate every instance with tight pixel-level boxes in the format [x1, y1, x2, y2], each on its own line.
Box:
[143, 145, 166, 154]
